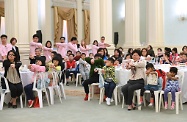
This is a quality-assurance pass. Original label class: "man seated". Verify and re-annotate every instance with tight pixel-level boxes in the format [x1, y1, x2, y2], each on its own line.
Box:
[29, 48, 46, 64]
[65, 54, 77, 85]
[74, 51, 82, 61]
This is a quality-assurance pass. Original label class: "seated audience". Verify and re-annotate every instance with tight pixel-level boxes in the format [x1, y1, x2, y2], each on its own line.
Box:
[118, 47, 125, 57]
[127, 48, 133, 55]
[83, 54, 105, 101]
[79, 53, 90, 81]
[104, 48, 110, 58]
[121, 49, 145, 110]
[164, 47, 172, 54]
[140, 63, 162, 107]
[3, 50, 23, 109]
[157, 48, 163, 62]
[66, 54, 77, 85]
[74, 51, 82, 61]
[180, 53, 187, 63]
[125, 53, 132, 60]
[160, 53, 172, 64]
[56, 37, 67, 58]
[24, 57, 46, 108]
[89, 53, 94, 58]
[10, 37, 20, 61]
[97, 48, 108, 61]
[112, 49, 122, 64]
[182, 46, 187, 54]
[147, 45, 155, 57]
[164, 67, 179, 109]
[66, 50, 72, 56]
[140, 48, 151, 61]
[30, 34, 42, 56]
[170, 47, 178, 63]
[102, 58, 117, 106]
[43, 41, 53, 62]
[29, 48, 46, 64]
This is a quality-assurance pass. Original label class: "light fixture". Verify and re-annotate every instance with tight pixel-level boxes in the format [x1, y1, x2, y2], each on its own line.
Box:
[176, 0, 187, 21]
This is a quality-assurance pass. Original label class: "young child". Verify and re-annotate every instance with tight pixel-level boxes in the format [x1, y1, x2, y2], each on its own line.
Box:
[79, 53, 90, 81]
[24, 57, 46, 108]
[102, 58, 117, 105]
[164, 67, 179, 110]
[114, 59, 120, 67]
[140, 63, 162, 106]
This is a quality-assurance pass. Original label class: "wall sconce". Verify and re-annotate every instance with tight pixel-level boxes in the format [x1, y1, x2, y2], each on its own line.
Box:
[179, 14, 187, 21]
[176, 0, 187, 21]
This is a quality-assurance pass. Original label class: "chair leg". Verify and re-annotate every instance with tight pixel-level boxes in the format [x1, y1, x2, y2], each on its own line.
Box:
[168, 93, 171, 109]
[0, 93, 5, 110]
[154, 91, 159, 112]
[56, 86, 62, 103]
[60, 83, 66, 99]
[175, 92, 179, 114]
[179, 93, 183, 110]
[122, 96, 124, 108]
[143, 95, 146, 107]
[48, 87, 54, 105]
[136, 90, 141, 110]
[99, 88, 104, 104]
[117, 88, 121, 103]
[20, 95, 23, 108]
[38, 91, 43, 108]
[79, 76, 82, 85]
[88, 86, 91, 101]
[76, 75, 79, 87]
[91, 85, 94, 98]
[114, 87, 118, 106]
[44, 89, 50, 106]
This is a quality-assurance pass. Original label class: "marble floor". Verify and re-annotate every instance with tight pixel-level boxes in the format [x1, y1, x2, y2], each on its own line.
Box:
[0, 86, 187, 122]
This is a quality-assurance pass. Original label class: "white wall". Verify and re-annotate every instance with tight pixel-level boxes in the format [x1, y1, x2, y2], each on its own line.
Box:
[164, 0, 187, 46]
[112, 0, 125, 47]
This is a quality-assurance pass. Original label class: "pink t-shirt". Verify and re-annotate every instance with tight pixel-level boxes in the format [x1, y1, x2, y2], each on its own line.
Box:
[68, 42, 78, 55]
[43, 46, 53, 62]
[56, 43, 67, 58]
[30, 64, 46, 83]
[0, 44, 12, 60]
[92, 45, 99, 55]
[80, 45, 90, 57]
[30, 42, 42, 56]
[98, 42, 106, 48]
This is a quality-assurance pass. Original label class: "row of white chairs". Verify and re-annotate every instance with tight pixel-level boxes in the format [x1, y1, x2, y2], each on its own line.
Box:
[0, 71, 66, 110]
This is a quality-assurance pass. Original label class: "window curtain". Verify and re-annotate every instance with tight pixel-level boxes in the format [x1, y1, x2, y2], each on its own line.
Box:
[83, 10, 90, 44]
[54, 7, 77, 43]
[0, 7, 5, 28]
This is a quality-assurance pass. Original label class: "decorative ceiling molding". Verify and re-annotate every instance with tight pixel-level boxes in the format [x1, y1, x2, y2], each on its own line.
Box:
[52, 0, 90, 10]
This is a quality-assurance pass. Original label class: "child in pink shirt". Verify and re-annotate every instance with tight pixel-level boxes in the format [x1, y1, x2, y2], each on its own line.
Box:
[92, 40, 99, 55]
[68, 37, 78, 55]
[80, 40, 90, 56]
[56, 37, 67, 58]
[24, 57, 46, 108]
[43, 41, 53, 62]
[30, 34, 42, 56]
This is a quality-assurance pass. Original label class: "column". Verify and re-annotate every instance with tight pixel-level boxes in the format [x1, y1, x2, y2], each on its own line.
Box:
[100, 0, 113, 45]
[146, 0, 164, 47]
[5, 0, 30, 46]
[124, 0, 141, 47]
[28, 0, 39, 41]
[77, 0, 83, 43]
[38, 0, 53, 44]
[90, 0, 100, 42]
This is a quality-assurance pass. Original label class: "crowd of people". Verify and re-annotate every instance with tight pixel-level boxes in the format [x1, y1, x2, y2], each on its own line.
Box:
[0, 34, 186, 111]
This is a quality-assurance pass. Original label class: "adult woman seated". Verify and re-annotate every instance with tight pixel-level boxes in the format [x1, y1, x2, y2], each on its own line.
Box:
[147, 45, 155, 57]
[140, 48, 152, 61]
[121, 49, 146, 111]
[112, 49, 123, 64]
[3, 50, 23, 108]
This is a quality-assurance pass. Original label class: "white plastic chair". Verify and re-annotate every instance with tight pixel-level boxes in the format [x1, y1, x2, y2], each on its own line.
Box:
[32, 72, 50, 108]
[88, 83, 100, 101]
[159, 90, 183, 114]
[142, 90, 160, 112]
[47, 71, 62, 105]
[99, 86, 120, 105]
[0, 76, 23, 110]
[122, 89, 141, 110]
[76, 73, 82, 87]
[58, 71, 66, 100]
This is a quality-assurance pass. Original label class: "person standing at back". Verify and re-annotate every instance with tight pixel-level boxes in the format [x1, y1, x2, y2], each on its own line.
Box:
[0, 34, 12, 61]
[98, 36, 111, 48]
[55, 37, 67, 58]
[30, 34, 42, 57]
[68, 37, 78, 55]
[10, 38, 20, 61]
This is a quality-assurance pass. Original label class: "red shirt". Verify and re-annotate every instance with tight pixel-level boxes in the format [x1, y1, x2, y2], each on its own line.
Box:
[66, 60, 76, 69]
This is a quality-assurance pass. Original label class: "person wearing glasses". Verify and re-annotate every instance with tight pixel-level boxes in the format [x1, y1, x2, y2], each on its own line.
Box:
[98, 36, 111, 48]
[3, 50, 23, 109]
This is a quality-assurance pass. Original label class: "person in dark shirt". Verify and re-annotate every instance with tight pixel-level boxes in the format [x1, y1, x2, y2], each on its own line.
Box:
[29, 48, 46, 64]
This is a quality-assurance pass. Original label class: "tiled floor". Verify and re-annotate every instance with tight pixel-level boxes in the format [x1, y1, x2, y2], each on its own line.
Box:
[0, 86, 187, 122]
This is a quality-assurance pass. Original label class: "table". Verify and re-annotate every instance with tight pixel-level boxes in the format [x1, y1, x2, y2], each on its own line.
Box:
[115, 68, 131, 86]
[0, 71, 34, 87]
